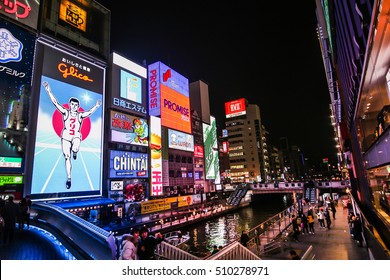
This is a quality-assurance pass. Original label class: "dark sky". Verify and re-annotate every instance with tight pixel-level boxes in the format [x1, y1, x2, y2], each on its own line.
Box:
[96, 1, 337, 166]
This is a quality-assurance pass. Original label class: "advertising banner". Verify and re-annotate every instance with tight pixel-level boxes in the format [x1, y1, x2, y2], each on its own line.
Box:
[168, 129, 194, 152]
[225, 98, 246, 118]
[110, 110, 148, 146]
[110, 53, 147, 116]
[0, 19, 35, 173]
[150, 116, 163, 196]
[203, 116, 220, 181]
[0, 0, 40, 30]
[109, 150, 148, 178]
[148, 61, 191, 133]
[30, 42, 104, 199]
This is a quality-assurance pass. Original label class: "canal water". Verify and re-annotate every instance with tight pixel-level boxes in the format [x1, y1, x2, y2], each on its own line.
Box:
[178, 194, 292, 258]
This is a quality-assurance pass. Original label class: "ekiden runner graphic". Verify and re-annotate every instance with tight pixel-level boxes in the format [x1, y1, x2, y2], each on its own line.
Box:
[42, 81, 102, 189]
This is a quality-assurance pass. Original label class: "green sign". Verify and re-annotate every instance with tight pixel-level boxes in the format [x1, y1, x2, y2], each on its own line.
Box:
[0, 157, 22, 168]
[0, 175, 24, 186]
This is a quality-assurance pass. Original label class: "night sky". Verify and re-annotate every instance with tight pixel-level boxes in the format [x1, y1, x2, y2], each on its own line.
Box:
[96, 0, 337, 166]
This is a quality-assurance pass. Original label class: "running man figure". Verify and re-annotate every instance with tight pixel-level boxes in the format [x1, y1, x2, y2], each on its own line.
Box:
[42, 81, 102, 189]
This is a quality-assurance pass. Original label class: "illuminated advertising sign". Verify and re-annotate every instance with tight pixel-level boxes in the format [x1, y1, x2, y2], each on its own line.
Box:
[41, 0, 110, 59]
[0, 157, 22, 168]
[110, 111, 148, 146]
[148, 61, 191, 133]
[194, 145, 204, 158]
[59, 0, 87, 32]
[157, 62, 189, 97]
[0, 175, 23, 186]
[0, 0, 40, 30]
[110, 181, 123, 191]
[140, 195, 194, 214]
[120, 70, 142, 103]
[161, 85, 191, 133]
[110, 53, 147, 116]
[222, 129, 228, 138]
[123, 179, 146, 202]
[0, 20, 35, 173]
[30, 42, 104, 200]
[203, 116, 220, 180]
[223, 141, 229, 153]
[150, 116, 162, 196]
[109, 150, 148, 179]
[225, 98, 246, 118]
[168, 129, 194, 152]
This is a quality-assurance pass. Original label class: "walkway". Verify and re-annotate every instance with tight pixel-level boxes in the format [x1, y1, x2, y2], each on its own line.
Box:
[0, 200, 371, 260]
[0, 225, 75, 260]
[262, 202, 370, 260]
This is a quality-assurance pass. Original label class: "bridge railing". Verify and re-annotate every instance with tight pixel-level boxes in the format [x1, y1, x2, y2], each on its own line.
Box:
[205, 241, 261, 260]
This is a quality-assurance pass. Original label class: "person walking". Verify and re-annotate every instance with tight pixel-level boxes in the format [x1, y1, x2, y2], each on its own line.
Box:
[240, 230, 250, 247]
[317, 208, 325, 229]
[329, 198, 337, 219]
[307, 209, 315, 234]
[300, 213, 309, 235]
[291, 214, 300, 241]
[18, 197, 28, 230]
[137, 227, 163, 260]
[25, 195, 32, 229]
[324, 208, 332, 229]
[2, 196, 19, 244]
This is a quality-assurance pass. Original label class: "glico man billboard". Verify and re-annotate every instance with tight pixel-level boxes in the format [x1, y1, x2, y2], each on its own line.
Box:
[29, 41, 105, 200]
[148, 61, 191, 134]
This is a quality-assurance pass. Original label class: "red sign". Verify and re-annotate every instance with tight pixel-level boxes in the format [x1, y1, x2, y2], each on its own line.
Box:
[225, 98, 246, 118]
[194, 145, 204, 158]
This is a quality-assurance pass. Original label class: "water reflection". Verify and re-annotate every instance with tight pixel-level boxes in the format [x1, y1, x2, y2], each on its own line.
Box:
[180, 195, 290, 257]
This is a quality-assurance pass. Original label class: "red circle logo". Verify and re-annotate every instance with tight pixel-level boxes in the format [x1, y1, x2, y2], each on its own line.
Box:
[51, 104, 91, 140]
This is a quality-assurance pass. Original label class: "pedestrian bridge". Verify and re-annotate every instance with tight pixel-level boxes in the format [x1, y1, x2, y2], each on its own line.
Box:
[249, 180, 350, 194]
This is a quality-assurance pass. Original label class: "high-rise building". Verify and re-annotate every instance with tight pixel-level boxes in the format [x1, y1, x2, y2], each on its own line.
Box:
[224, 98, 269, 183]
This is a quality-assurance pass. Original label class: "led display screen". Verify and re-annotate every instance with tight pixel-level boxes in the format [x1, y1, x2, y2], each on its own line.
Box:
[148, 61, 191, 133]
[0, 19, 35, 174]
[59, 0, 87, 32]
[110, 110, 148, 146]
[30, 42, 104, 200]
[225, 98, 246, 118]
[150, 116, 163, 196]
[203, 116, 220, 181]
[120, 69, 142, 103]
[194, 145, 204, 158]
[0, 0, 40, 30]
[109, 150, 148, 179]
[161, 85, 191, 133]
[168, 129, 194, 152]
[110, 53, 147, 116]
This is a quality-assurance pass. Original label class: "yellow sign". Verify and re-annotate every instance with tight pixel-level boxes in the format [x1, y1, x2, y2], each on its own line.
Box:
[59, 0, 87, 32]
[140, 195, 194, 214]
[141, 199, 169, 214]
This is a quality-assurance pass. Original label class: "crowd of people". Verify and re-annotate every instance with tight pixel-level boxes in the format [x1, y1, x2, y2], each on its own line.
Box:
[0, 195, 32, 247]
[118, 227, 164, 260]
[286, 196, 364, 256]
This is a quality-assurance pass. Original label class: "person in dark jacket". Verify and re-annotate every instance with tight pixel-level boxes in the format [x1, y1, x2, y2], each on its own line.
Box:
[240, 230, 250, 247]
[2, 196, 20, 244]
[137, 227, 163, 260]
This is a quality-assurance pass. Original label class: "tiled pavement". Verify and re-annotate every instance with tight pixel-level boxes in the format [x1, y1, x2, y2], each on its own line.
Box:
[262, 203, 370, 260]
